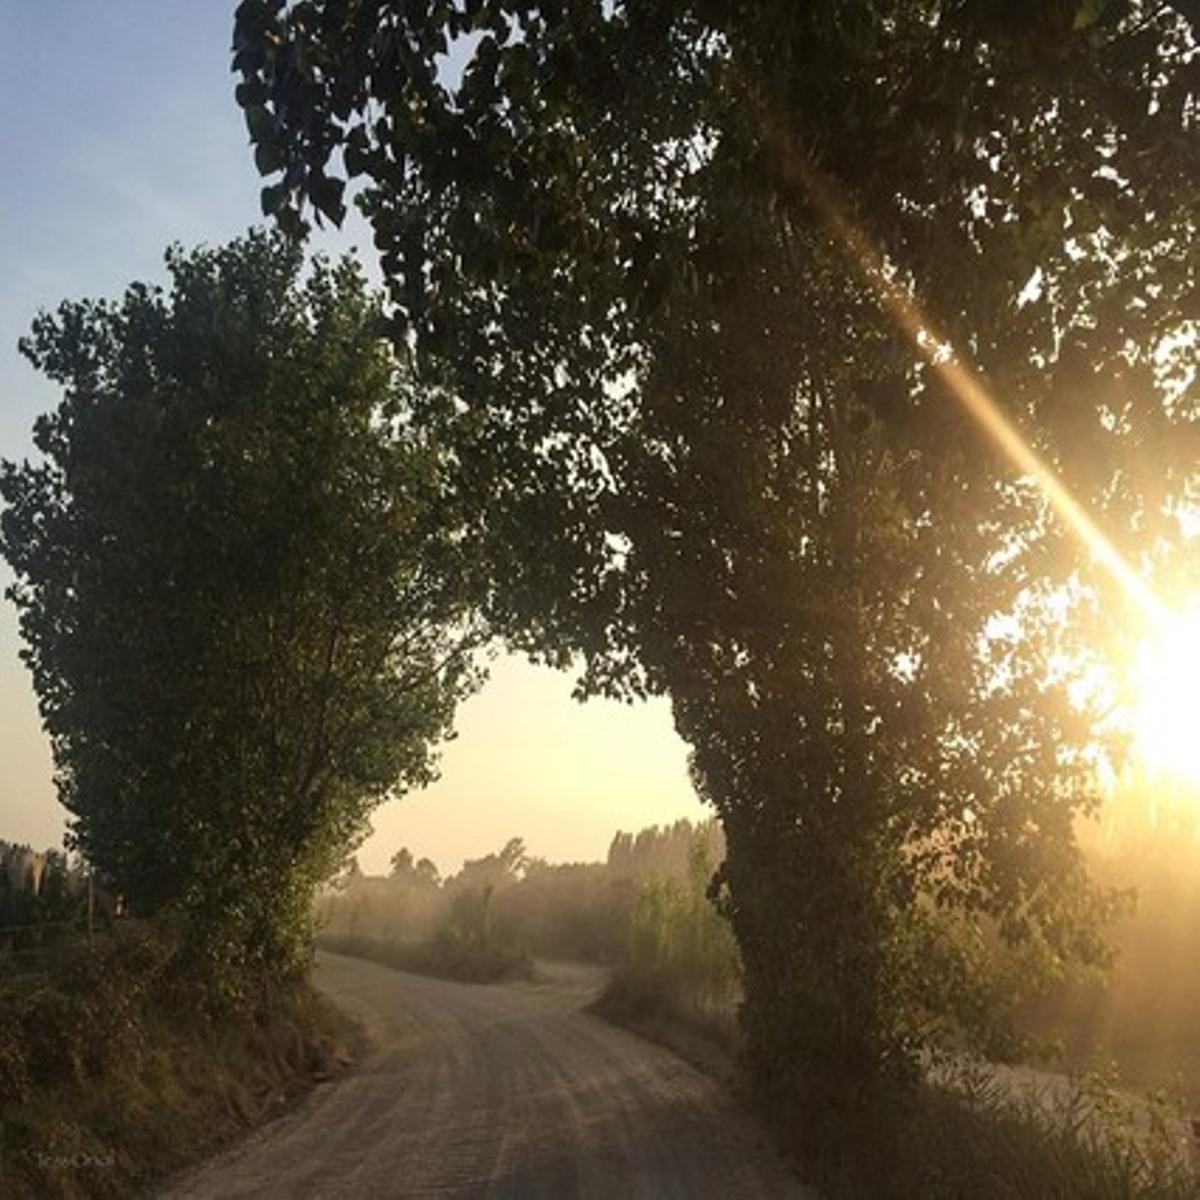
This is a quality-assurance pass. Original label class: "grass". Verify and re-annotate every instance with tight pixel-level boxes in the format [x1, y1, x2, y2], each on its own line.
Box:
[0, 923, 357, 1199]
[590, 963, 741, 1088]
[317, 930, 534, 984]
[805, 1065, 1198, 1199]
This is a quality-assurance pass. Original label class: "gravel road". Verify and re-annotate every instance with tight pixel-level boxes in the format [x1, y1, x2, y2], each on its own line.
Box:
[163, 951, 810, 1199]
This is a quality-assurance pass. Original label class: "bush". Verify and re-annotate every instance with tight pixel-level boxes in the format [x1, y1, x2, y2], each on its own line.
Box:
[602, 830, 740, 1034]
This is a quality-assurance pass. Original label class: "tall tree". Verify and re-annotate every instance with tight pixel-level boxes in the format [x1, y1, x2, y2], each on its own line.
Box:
[231, 0, 1199, 1124]
[1, 232, 481, 987]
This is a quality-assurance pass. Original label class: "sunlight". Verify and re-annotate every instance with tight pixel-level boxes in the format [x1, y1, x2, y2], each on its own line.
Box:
[774, 132, 1167, 625]
[780, 134, 1200, 799]
[1131, 610, 1200, 784]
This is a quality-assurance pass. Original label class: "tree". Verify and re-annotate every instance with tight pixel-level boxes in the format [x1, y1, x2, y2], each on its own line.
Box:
[442, 836, 528, 945]
[231, 0, 1199, 1126]
[448, 837, 528, 894]
[0, 232, 481, 987]
[390, 846, 440, 887]
[607, 820, 723, 882]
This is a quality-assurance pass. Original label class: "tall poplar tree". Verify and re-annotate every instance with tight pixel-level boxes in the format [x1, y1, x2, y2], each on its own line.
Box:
[1, 233, 481, 986]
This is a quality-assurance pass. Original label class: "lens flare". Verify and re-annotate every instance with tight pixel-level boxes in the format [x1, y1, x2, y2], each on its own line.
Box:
[773, 137, 1200, 785]
[780, 147, 1164, 623]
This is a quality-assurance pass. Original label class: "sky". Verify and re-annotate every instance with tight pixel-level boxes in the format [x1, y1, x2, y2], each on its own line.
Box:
[0, 2, 706, 876]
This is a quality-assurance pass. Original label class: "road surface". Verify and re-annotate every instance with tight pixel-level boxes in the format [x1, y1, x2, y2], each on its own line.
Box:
[164, 951, 809, 1199]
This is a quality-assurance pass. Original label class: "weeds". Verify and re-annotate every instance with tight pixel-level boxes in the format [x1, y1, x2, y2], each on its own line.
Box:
[0, 923, 352, 1198]
[805, 1062, 1199, 1199]
[593, 837, 1198, 1198]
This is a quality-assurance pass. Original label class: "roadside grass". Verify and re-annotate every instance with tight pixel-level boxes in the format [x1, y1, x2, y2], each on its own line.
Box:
[800, 1061, 1198, 1200]
[317, 930, 534, 984]
[589, 963, 741, 1088]
[0, 924, 355, 1199]
[816, 1075, 1190, 1195]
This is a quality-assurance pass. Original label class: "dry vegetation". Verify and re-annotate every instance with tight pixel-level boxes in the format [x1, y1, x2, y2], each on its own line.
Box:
[5, 797, 1199, 1197]
[0, 923, 355, 1198]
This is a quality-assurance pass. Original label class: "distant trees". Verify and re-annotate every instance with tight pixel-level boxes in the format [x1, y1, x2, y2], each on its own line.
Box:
[607, 820, 724, 882]
[234, 0, 1199, 1129]
[319, 820, 725, 968]
[0, 843, 74, 936]
[452, 837, 528, 892]
[389, 847, 440, 888]
[443, 837, 527, 946]
[0, 233, 481, 988]
[621, 828, 740, 1034]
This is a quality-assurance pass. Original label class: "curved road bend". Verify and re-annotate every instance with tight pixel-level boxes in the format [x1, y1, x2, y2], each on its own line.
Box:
[164, 951, 810, 1199]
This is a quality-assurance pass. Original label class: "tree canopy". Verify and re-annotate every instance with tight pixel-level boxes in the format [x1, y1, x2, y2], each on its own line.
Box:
[232, 0, 1199, 1123]
[0, 232, 481, 984]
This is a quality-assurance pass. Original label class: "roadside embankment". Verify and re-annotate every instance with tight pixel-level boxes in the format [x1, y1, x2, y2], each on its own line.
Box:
[0, 924, 356, 1198]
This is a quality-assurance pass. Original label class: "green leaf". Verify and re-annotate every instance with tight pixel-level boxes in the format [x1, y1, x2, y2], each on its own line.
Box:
[260, 181, 288, 217]
[244, 104, 275, 144]
[344, 127, 370, 178]
[254, 142, 286, 176]
[310, 174, 347, 227]
[235, 79, 269, 109]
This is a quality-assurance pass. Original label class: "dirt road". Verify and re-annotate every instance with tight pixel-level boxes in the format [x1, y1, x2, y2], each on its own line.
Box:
[164, 952, 809, 1199]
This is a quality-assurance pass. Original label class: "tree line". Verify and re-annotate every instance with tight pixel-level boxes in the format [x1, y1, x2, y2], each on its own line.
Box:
[321, 819, 726, 963]
[319, 819, 739, 1022]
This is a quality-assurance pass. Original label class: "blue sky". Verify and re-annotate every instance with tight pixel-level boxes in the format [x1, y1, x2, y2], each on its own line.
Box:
[0, 2, 702, 872]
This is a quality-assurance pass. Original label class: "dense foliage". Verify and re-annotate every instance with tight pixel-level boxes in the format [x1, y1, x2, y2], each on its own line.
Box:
[0, 233, 480, 985]
[233, 0, 1200, 1133]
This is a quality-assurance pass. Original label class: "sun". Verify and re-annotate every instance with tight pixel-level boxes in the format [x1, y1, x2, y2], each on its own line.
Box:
[1129, 610, 1200, 783]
